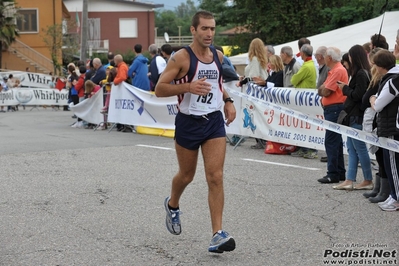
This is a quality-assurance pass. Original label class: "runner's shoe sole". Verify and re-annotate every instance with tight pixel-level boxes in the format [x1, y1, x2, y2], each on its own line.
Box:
[209, 238, 236, 253]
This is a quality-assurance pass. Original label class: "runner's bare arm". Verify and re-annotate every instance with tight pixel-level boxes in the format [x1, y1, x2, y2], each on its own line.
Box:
[155, 50, 190, 97]
[223, 87, 236, 125]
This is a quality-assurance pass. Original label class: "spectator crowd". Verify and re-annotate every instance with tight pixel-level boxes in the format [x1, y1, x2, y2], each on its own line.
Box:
[234, 32, 399, 212]
[2, 33, 399, 212]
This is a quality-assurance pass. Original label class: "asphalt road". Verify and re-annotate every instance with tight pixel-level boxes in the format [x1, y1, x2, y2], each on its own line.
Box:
[0, 108, 397, 266]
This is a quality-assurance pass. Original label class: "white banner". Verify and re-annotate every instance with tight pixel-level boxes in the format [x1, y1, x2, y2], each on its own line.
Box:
[1, 71, 53, 88]
[69, 89, 104, 125]
[11, 77, 394, 154]
[107, 82, 177, 129]
[225, 83, 399, 154]
[0, 88, 69, 106]
[224, 82, 326, 150]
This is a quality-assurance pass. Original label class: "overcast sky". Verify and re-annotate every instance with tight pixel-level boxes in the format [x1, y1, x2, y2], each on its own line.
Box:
[153, 0, 199, 10]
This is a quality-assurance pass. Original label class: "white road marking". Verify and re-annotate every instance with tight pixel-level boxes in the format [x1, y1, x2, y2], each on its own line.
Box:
[136, 144, 175, 151]
[242, 158, 322, 171]
[136, 146, 322, 171]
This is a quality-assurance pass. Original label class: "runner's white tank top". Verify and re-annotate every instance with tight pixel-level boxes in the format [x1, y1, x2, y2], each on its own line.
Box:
[174, 46, 223, 116]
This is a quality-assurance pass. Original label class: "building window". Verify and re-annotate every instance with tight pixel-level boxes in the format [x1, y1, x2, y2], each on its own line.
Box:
[17, 9, 38, 33]
[119, 18, 137, 38]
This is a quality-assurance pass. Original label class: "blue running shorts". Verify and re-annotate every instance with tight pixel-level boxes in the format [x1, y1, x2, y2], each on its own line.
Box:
[175, 111, 226, 150]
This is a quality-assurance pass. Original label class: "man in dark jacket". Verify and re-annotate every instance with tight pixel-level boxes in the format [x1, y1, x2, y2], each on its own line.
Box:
[90, 58, 106, 85]
[148, 44, 166, 91]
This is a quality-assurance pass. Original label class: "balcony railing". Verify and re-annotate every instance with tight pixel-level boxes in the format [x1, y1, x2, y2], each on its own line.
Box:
[155, 36, 193, 47]
[88, 40, 109, 53]
[9, 39, 54, 72]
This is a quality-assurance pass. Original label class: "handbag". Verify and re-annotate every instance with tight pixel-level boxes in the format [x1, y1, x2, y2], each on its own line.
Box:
[265, 141, 296, 155]
[337, 110, 348, 125]
[362, 107, 376, 133]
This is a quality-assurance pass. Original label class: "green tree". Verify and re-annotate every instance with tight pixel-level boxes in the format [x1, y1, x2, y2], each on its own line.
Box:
[155, 10, 180, 36]
[198, 0, 231, 25]
[175, 0, 197, 20]
[155, 0, 197, 37]
[42, 23, 79, 75]
[198, 0, 236, 47]
[0, 0, 19, 69]
[320, 0, 399, 32]
[200, 0, 399, 55]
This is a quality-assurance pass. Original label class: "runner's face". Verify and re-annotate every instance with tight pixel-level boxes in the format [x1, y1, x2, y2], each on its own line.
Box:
[191, 17, 215, 47]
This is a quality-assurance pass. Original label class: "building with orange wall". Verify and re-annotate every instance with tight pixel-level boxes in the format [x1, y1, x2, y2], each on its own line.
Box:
[2, 0, 70, 74]
[1, 0, 163, 74]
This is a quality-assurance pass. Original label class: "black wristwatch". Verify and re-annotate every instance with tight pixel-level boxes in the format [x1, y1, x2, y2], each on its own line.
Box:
[224, 97, 234, 103]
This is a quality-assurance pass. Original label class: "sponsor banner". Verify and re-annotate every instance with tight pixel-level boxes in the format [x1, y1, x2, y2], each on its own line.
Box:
[224, 82, 326, 150]
[225, 82, 399, 153]
[69, 89, 104, 125]
[223, 81, 244, 135]
[1, 71, 53, 88]
[0, 88, 69, 106]
[107, 82, 178, 129]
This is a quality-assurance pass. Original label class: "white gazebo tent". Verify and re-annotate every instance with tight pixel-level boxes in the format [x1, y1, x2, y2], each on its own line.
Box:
[229, 11, 399, 75]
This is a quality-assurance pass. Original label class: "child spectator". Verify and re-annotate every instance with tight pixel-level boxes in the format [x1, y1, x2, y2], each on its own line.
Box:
[85, 80, 101, 98]
[76, 66, 87, 102]
[69, 65, 81, 128]
[84, 80, 102, 129]
[100, 65, 116, 113]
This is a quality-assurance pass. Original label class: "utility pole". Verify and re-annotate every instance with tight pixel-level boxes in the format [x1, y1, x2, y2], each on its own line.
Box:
[80, 0, 88, 61]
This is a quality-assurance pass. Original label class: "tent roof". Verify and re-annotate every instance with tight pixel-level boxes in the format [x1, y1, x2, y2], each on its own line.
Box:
[229, 11, 399, 65]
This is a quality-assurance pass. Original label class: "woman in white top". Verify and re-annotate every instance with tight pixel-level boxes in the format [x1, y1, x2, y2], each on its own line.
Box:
[237, 38, 269, 87]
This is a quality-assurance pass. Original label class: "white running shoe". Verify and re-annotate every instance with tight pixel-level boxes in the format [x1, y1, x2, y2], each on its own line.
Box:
[164, 197, 181, 235]
[378, 195, 393, 207]
[379, 200, 399, 211]
[208, 230, 236, 253]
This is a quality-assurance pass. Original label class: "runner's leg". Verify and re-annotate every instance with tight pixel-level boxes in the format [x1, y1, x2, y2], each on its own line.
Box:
[201, 137, 226, 234]
[168, 141, 199, 208]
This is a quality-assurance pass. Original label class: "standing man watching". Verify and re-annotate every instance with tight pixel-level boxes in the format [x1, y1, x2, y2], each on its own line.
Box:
[317, 47, 348, 183]
[103, 51, 114, 69]
[90, 58, 106, 85]
[113, 54, 128, 85]
[148, 43, 166, 91]
[280, 46, 300, 87]
[290, 44, 318, 159]
[128, 44, 150, 91]
[315, 46, 330, 163]
[113, 54, 132, 132]
[295, 38, 319, 83]
[160, 44, 173, 62]
[291, 44, 317, 89]
[265, 45, 275, 74]
[155, 10, 236, 253]
[315, 46, 329, 88]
